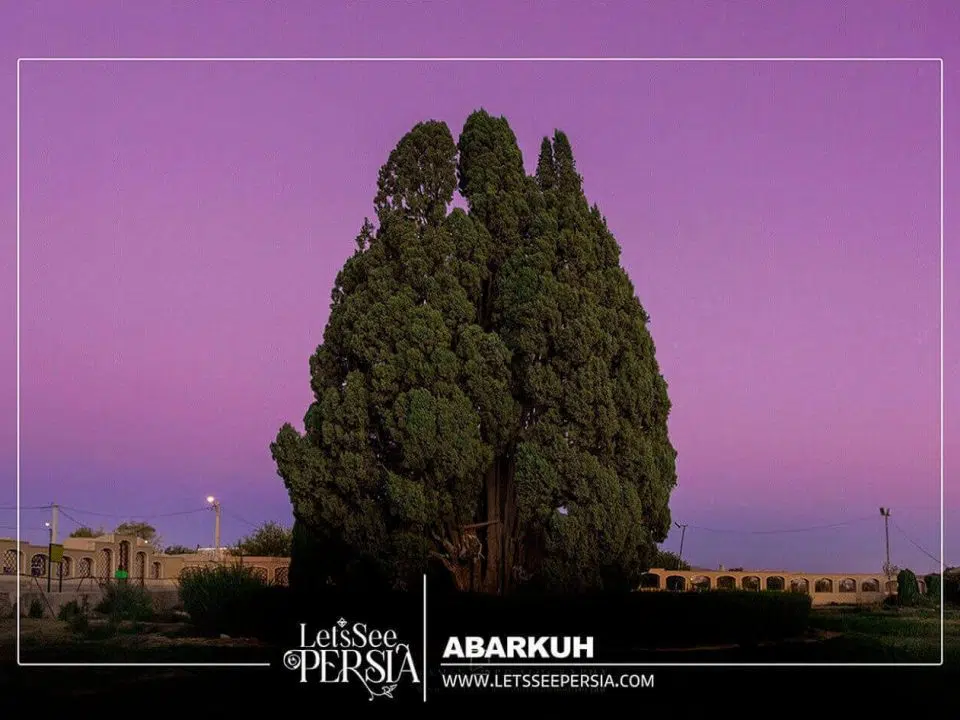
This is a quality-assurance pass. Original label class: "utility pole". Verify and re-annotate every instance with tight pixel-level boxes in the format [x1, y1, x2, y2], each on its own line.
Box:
[207, 496, 221, 561]
[51, 504, 59, 592]
[44, 521, 52, 592]
[674, 521, 688, 570]
[880, 507, 892, 579]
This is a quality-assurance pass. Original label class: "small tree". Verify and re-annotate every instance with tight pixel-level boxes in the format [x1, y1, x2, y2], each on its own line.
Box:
[923, 573, 941, 599]
[653, 549, 690, 571]
[114, 521, 157, 542]
[896, 568, 921, 607]
[163, 545, 194, 555]
[232, 522, 292, 558]
[69, 526, 104, 538]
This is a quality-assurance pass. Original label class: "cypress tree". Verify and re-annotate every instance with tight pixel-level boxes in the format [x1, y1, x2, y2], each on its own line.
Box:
[273, 111, 677, 594]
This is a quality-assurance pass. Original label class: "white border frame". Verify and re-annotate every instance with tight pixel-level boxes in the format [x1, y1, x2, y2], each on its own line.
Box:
[15, 57, 944, 678]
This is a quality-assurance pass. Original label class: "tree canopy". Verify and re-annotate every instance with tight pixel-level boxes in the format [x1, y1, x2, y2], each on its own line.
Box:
[232, 521, 293, 557]
[114, 521, 157, 542]
[272, 110, 677, 594]
[69, 526, 104, 539]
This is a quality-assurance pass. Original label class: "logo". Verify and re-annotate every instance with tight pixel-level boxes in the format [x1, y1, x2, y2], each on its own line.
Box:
[283, 617, 421, 700]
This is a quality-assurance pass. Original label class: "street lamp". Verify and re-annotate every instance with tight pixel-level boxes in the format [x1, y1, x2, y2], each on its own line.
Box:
[207, 496, 222, 560]
[43, 522, 52, 590]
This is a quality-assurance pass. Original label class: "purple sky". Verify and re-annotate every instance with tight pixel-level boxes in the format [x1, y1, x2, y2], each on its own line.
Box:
[1, 1, 956, 575]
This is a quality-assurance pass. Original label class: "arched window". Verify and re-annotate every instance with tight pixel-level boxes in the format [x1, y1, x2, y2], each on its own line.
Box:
[766, 576, 785, 591]
[790, 578, 809, 594]
[839, 578, 857, 593]
[666, 575, 686, 592]
[249, 566, 268, 583]
[717, 575, 737, 590]
[274, 566, 289, 586]
[815, 578, 833, 593]
[742, 576, 761, 591]
[690, 575, 710, 591]
[97, 548, 113, 579]
[118, 541, 131, 572]
[640, 573, 661, 589]
[151, 562, 162, 579]
[78, 557, 93, 578]
[861, 578, 880, 592]
[31, 553, 47, 577]
[59, 556, 73, 578]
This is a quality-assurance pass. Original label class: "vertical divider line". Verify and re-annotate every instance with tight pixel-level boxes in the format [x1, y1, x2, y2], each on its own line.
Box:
[422, 572, 427, 701]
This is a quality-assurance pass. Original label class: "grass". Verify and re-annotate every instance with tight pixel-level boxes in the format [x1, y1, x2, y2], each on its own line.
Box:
[805, 603, 959, 664]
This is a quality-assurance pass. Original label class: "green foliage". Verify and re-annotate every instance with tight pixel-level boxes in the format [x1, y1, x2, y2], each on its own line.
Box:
[653, 549, 689, 570]
[95, 581, 154, 621]
[274, 111, 677, 595]
[944, 570, 960, 604]
[28, 598, 44, 618]
[896, 569, 921, 607]
[114, 521, 157, 542]
[163, 544, 195, 555]
[924, 573, 941, 599]
[69, 526, 103, 538]
[232, 521, 292, 557]
[59, 599, 91, 632]
[177, 564, 270, 637]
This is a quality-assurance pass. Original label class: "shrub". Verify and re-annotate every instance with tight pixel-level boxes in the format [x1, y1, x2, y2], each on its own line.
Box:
[58, 600, 82, 621]
[923, 573, 942, 599]
[944, 571, 960, 604]
[28, 598, 44, 618]
[177, 564, 271, 637]
[95, 581, 154, 621]
[896, 569, 921, 607]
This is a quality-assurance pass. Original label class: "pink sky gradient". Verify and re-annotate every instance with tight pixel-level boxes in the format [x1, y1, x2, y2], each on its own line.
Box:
[1, 1, 956, 574]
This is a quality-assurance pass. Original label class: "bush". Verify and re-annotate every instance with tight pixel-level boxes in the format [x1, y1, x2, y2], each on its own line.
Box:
[95, 581, 154, 621]
[177, 564, 272, 637]
[28, 598, 45, 618]
[924, 573, 942, 599]
[896, 569, 921, 607]
[58, 600, 82, 621]
[944, 571, 960, 604]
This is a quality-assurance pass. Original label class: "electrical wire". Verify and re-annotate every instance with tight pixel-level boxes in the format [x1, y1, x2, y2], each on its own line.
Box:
[57, 504, 211, 520]
[684, 514, 877, 535]
[891, 520, 944, 568]
[222, 509, 259, 528]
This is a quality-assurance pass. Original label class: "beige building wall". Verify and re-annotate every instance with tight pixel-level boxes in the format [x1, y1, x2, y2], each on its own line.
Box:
[0, 533, 290, 594]
[639, 568, 910, 605]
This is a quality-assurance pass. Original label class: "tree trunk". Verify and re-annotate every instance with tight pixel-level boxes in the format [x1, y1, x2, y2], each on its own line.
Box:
[482, 462, 501, 593]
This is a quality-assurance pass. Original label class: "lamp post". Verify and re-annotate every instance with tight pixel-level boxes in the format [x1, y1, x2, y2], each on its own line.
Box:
[674, 521, 688, 570]
[207, 496, 221, 561]
[880, 507, 893, 580]
[44, 521, 52, 592]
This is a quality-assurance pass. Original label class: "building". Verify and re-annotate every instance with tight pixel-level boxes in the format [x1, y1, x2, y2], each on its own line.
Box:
[0, 532, 290, 615]
[637, 567, 916, 605]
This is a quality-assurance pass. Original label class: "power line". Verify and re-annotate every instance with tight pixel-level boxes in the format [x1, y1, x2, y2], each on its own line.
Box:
[891, 520, 943, 568]
[57, 504, 211, 520]
[0, 505, 53, 511]
[222, 509, 259, 528]
[57, 508, 87, 529]
[684, 514, 877, 535]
